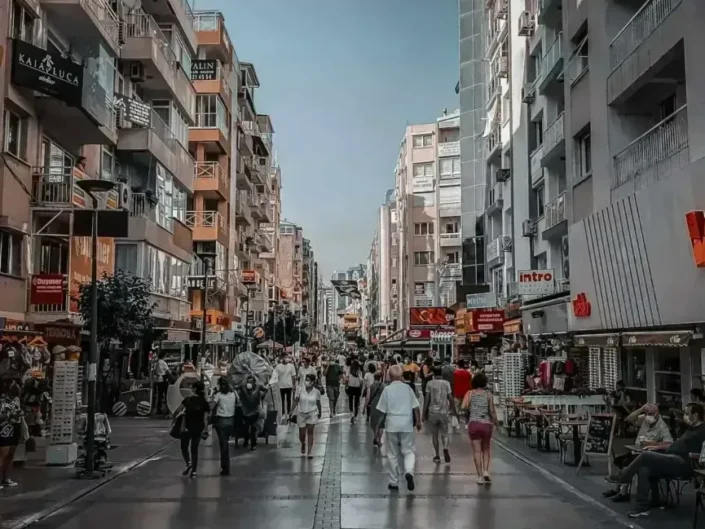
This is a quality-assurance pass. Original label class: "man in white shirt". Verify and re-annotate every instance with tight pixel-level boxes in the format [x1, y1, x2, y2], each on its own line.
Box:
[298, 357, 318, 385]
[275, 357, 296, 417]
[153, 352, 171, 415]
[376, 365, 422, 491]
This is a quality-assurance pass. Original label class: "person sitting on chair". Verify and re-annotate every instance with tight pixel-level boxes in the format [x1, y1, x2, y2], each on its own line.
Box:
[603, 403, 672, 503]
[606, 402, 705, 519]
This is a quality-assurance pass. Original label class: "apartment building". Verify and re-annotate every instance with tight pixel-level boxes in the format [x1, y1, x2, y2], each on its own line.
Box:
[0, 0, 199, 336]
[278, 221, 304, 315]
[392, 113, 462, 330]
[378, 190, 399, 331]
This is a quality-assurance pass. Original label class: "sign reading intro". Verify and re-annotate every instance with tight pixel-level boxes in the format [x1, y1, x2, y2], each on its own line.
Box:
[12, 39, 83, 106]
[516, 269, 555, 296]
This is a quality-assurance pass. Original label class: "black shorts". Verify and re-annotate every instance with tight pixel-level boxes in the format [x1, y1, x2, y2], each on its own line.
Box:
[0, 422, 20, 447]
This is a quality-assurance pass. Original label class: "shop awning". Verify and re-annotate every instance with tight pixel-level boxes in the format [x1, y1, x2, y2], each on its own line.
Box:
[503, 318, 522, 334]
[574, 333, 620, 348]
[379, 340, 430, 350]
[622, 330, 693, 347]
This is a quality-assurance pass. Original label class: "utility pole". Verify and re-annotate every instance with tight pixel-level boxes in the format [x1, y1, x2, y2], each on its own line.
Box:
[201, 257, 210, 366]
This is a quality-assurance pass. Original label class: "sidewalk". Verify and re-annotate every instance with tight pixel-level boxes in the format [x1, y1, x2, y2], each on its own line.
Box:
[1, 417, 175, 529]
[494, 432, 695, 529]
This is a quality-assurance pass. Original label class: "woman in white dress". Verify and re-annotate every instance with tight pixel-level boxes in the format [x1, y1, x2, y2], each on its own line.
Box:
[294, 374, 322, 458]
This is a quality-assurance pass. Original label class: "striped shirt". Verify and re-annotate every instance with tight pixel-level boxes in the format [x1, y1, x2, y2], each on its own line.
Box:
[468, 390, 492, 423]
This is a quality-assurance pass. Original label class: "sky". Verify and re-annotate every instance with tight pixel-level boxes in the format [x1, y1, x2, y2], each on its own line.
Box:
[196, 0, 460, 279]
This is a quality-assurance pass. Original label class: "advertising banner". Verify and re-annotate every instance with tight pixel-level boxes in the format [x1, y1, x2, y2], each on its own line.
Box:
[466, 292, 497, 309]
[241, 269, 259, 284]
[331, 279, 361, 299]
[412, 177, 434, 193]
[409, 307, 454, 327]
[516, 269, 556, 296]
[466, 309, 505, 333]
[113, 94, 151, 127]
[69, 236, 115, 313]
[30, 274, 65, 306]
[191, 59, 218, 81]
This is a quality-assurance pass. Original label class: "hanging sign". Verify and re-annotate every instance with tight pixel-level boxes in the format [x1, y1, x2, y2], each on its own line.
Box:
[191, 59, 218, 81]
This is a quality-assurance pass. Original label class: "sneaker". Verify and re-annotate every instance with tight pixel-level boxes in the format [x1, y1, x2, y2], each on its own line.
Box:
[189, 472, 197, 478]
[219, 470, 229, 476]
[388, 483, 399, 491]
[611, 493, 630, 503]
[433, 455, 441, 463]
[604, 474, 626, 484]
[405, 472, 415, 491]
[1, 480, 18, 488]
[250, 445, 257, 452]
[483, 474, 492, 484]
[602, 488, 620, 498]
[181, 464, 192, 476]
[628, 509, 650, 518]
[443, 449, 451, 463]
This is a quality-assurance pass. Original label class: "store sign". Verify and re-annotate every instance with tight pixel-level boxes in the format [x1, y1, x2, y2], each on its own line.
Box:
[685, 210, 705, 267]
[572, 293, 592, 317]
[455, 308, 466, 336]
[241, 269, 259, 284]
[36, 323, 80, 345]
[466, 309, 505, 333]
[414, 283, 425, 295]
[191, 59, 218, 81]
[412, 177, 434, 193]
[11, 39, 83, 106]
[113, 94, 151, 127]
[187, 276, 218, 290]
[30, 274, 65, 306]
[516, 269, 555, 296]
[466, 292, 497, 309]
[408, 327, 454, 340]
[409, 307, 454, 327]
[69, 236, 115, 313]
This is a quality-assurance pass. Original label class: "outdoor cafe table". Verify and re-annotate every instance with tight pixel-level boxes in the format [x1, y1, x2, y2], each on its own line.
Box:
[523, 408, 560, 451]
[558, 419, 589, 466]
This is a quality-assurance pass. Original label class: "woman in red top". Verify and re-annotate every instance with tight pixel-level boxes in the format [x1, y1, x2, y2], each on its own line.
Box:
[453, 359, 472, 414]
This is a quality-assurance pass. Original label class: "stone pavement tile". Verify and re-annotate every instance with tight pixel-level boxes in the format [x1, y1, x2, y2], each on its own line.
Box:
[340, 497, 622, 529]
[341, 454, 519, 475]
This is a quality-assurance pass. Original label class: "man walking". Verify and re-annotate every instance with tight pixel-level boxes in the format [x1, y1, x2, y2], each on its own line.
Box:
[324, 357, 344, 414]
[376, 365, 422, 491]
[275, 357, 296, 418]
[424, 366, 455, 463]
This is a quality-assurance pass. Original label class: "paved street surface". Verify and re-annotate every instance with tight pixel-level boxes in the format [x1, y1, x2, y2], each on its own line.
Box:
[12, 402, 637, 529]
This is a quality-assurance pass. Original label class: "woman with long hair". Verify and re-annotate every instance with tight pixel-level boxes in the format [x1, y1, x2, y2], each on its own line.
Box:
[463, 372, 497, 484]
[177, 381, 209, 478]
[367, 372, 386, 446]
[294, 374, 322, 458]
[0, 380, 22, 488]
[346, 360, 363, 424]
[212, 377, 237, 476]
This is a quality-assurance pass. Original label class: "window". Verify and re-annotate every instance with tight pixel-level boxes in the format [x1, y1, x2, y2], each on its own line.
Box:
[4, 110, 28, 160]
[39, 239, 68, 274]
[533, 119, 544, 147]
[156, 164, 173, 232]
[115, 244, 138, 276]
[414, 222, 434, 236]
[439, 157, 460, 180]
[446, 251, 460, 264]
[101, 147, 115, 181]
[444, 221, 460, 234]
[412, 134, 433, 148]
[196, 94, 229, 138]
[659, 94, 677, 121]
[413, 192, 435, 207]
[172, 185, 187, 223]
[578, 129, 592, 178]
[414, 251, 434, 266]
[532, 184, 545, 218]
[11, 1, 37, 44]
[0, 230, 22, 276]
[412, 163, 434, 178]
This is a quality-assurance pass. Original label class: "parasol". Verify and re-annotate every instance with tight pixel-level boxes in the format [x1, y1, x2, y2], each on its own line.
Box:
[228, 351, 273, 388]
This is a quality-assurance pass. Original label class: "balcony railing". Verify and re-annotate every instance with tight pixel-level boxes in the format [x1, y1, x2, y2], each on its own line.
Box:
[193, 11, 221, 31]
[544, 191, 567, 230]
[613, 105, 688, 190]
[543, 112, 565, 157]
[610, 0, 681, 71]
[488, 127, 501, 155]
[489, 182, 503, 207]
[530, 144, 544, 185]
[487, 237, 505, 264]
[194, 161, 227, 186]
[124, 12, 178, 66]
[130, 193, 149, 217]
[440, 232, 462, 246]
[194, 111, 229, 139]
[185, 210, 225, 229]
[82, 0, 121, 46]
[538, 33, 563, 88]
[31, 167, 74, 206]
[242, 120, 261, 136]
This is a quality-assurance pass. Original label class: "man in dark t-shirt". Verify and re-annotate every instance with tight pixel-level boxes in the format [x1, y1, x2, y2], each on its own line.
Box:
[324, 359, 344, 414]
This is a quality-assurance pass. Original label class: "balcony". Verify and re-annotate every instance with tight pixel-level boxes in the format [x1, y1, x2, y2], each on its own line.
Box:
[126, 194, 192, 262]
[235, 195, 253, 226]
[194, 161, 228, 200]
[487, 16, 507, 55]
[538, 0, 562, 25]
[440, 263, 462, 283]
[193, 11, 232, 64]
[613, 105, 689, 191]
[530, 145, 544, 186]
[487, 183, 503, 215]
[261, 201, 274, 223]
[438, 141, 460, 158]
[121, 13, 196, 121]
[190, 109, 230, 154]
[541, 112, 565, 167]
[236, 156, 254, 192]
[487, 127, 502, 162]
[538, 33, 563, 94]
[242, 121, 270, 157]
[440, 232, 462, 248]
[117, 110, 194, 191]
[487, 237, 507, 267]
[31, 167, 83, 209]
[439, 201, 461, 217]
[41, 0, 120, 55]
[245, 156, 265, 185]
[543, 191, 567, 241]
[492, 54, 509, 79]
[191, 61, 233, 112]
[185, 210, 228, 246]
[250, 196, 265, 220]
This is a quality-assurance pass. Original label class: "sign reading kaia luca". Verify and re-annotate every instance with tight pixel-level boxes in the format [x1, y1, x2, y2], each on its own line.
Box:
[516, 269, 556, 296]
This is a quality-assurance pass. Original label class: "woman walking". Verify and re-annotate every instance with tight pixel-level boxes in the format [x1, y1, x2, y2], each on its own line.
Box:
[177, 381, 210, 478]
[294, 374, 322, 458]
[363, 363, 376, 422]
[0, 380, 22, 488]
[346, 360, 363, 424]
[212, 377, 237, 476]
[367, 372, 386, 446]
[463, 373, 497, 484]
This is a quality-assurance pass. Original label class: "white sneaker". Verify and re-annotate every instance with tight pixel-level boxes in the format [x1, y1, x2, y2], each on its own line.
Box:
[2, 479, 18, 488]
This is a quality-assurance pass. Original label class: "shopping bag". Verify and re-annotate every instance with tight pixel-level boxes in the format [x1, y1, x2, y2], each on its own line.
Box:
[276, 424, 290, 447]
[169, 413, 184, 439]
[451, 416, 460, 430]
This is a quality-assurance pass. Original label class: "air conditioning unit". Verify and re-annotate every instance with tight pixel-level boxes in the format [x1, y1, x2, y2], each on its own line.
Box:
[522, 83, 536, 103]
[496, 168, 510, 182]
[129, 62, 146, 83]
[117, 183, 131, 210]
[502, 236, 513, 252]
[522, 219, 537, 237]
[518, 11, 536, 37]
[115, 109, 126, 129]
[561, 234, 570, 281]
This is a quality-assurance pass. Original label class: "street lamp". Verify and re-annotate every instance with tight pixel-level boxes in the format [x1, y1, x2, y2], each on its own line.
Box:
[75, 179, 114, 478]
[195, 252, 216, 367]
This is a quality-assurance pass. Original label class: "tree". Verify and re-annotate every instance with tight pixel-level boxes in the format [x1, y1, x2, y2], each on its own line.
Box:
[76, 269, 156, 348]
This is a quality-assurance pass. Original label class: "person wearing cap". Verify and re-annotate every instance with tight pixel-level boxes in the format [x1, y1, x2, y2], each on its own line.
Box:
[603, 403, 671, 503]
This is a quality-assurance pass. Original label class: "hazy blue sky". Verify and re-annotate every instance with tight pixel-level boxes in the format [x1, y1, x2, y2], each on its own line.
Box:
[196, 0, 459, 279]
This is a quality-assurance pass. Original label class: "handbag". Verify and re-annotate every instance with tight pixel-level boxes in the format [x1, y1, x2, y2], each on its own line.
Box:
[19, 417, 30, 443]
[169, 412, 185, 439]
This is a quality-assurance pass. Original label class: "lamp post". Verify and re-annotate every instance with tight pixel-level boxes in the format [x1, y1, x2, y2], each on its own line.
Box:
[196, 252, 216, 367]
[75, 179, 115, 478]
